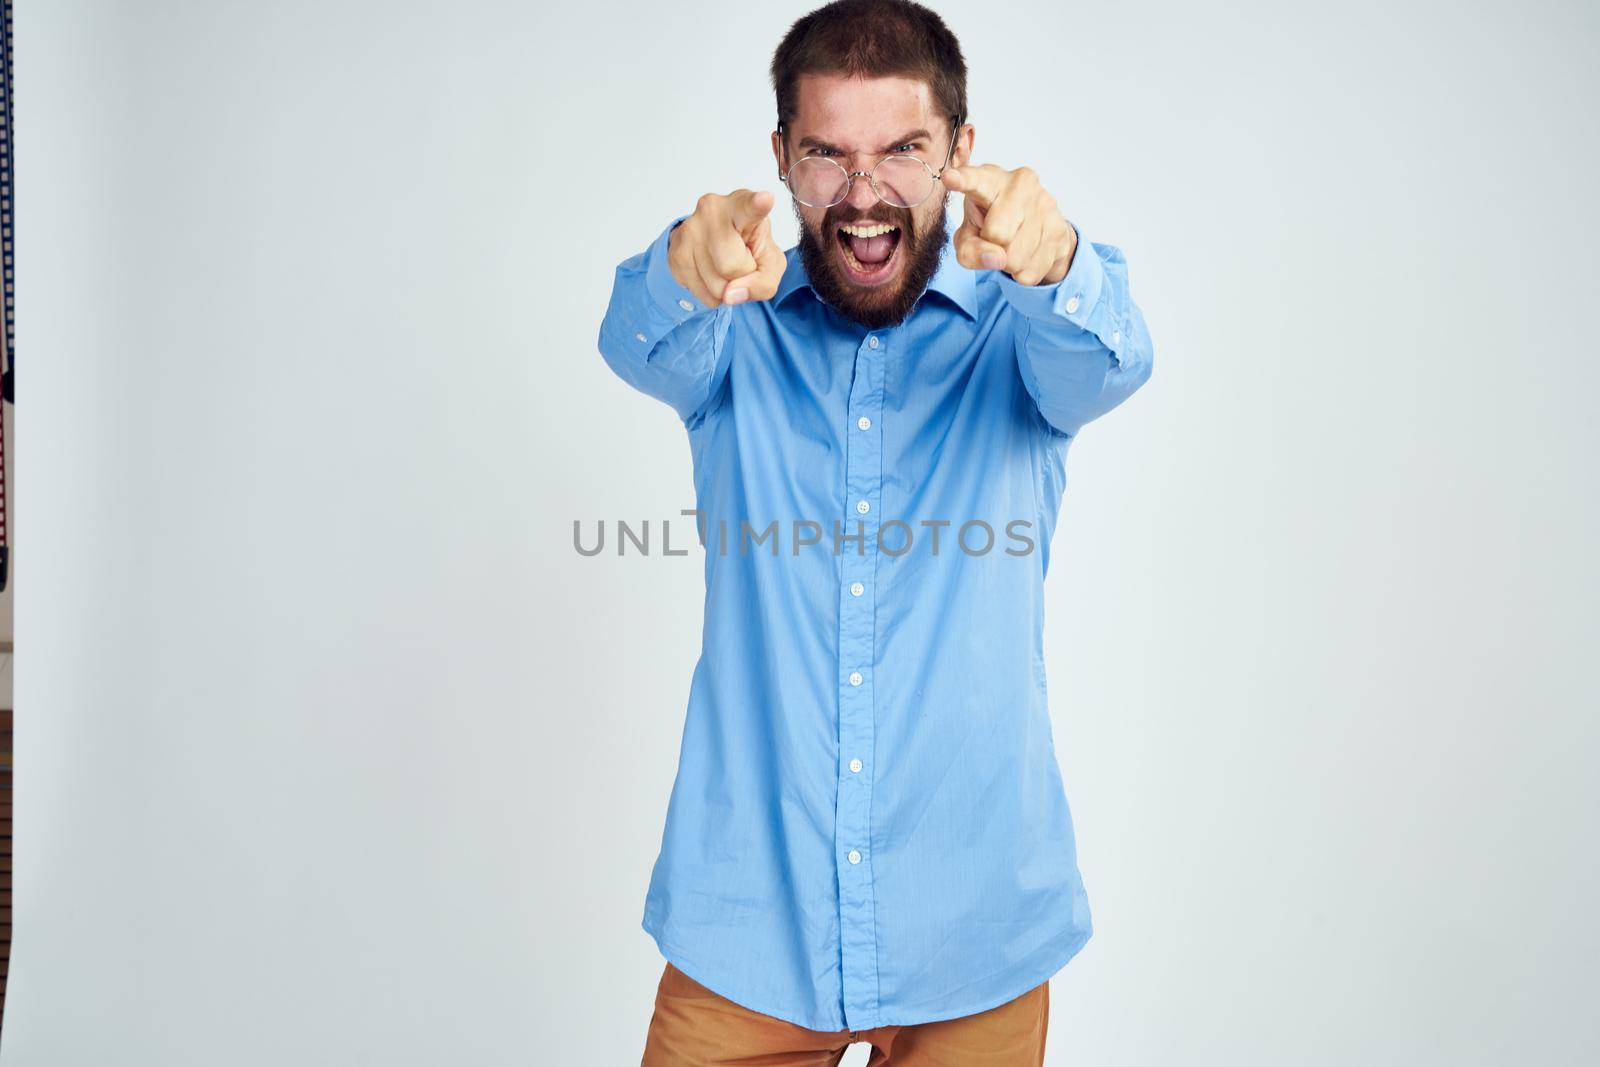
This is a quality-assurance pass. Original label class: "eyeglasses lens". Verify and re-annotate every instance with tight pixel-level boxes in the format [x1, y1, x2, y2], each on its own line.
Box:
[873, 156, 933, 208]
[788, 158, 849, 208]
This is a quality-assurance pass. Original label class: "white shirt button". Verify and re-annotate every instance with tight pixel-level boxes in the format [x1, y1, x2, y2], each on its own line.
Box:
[848, 671, 863, 687]
[847, 849, 862, 864]
[678, 298, 694, 311]
[850, 582, 864, 597]
[867, 335, 879, 349]
[856, 499, 870, 514]
[857, 416, 871, 431]
[849, 758, 863, 773]
[634, 331, 648, 343]
[1065, 295, 1081, 314]
[1112, 329, 1121, 345]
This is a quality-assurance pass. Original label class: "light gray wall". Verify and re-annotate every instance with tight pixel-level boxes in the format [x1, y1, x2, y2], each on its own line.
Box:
[10, 1, 1597, 1064]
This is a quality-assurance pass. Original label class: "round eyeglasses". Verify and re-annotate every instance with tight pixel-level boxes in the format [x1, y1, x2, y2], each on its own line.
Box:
[777, 115, 963, 209]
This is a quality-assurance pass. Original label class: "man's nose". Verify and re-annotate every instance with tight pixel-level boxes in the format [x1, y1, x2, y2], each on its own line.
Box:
[844, 161, 879, 210]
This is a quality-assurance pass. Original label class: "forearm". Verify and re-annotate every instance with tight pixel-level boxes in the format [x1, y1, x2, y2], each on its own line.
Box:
[596, 216, 732, 425]
[998, 225, 1154, 437]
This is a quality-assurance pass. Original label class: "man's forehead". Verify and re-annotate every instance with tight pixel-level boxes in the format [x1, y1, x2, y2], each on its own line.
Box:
[790, 73, 939, 141]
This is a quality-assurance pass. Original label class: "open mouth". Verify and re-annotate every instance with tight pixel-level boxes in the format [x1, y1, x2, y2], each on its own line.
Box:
[835, 222, 903, 286]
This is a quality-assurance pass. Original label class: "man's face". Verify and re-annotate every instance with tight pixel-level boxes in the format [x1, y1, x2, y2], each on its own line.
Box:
[771, 74, 972, 330]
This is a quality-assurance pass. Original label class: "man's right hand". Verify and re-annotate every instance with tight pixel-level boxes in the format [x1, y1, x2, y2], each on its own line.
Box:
[668, 189, 787, 308]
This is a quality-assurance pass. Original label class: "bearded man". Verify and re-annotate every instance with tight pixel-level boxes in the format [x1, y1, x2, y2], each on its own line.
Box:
[597, 1, 1155, 1062]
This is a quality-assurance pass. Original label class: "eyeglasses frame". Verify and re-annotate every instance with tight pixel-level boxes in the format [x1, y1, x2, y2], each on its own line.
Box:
[775, 113, 965, 210]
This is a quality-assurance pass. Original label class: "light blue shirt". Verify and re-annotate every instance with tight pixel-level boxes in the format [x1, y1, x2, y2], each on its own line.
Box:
[596, 210, 1153, 1030]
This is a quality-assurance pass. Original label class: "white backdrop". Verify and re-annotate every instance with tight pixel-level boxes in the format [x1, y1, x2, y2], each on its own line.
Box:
[11, 1, 1598, 1064]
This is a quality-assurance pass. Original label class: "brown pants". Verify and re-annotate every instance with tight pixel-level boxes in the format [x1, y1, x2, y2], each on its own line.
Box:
[641, 962, 1049, 1066]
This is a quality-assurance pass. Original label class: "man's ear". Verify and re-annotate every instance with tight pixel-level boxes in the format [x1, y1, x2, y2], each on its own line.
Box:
[770, 129, 784, 178]
[954, 123, 975, 168]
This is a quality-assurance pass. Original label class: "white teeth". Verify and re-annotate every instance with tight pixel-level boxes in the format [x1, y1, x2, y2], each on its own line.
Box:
[838, 223, 898, 238]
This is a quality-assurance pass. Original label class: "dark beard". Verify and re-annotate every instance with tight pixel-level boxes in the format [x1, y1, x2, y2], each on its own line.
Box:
[794, 194, 951, 331]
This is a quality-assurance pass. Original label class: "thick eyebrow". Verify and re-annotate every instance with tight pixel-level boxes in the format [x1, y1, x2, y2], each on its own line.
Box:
[797, 128, 933, 153]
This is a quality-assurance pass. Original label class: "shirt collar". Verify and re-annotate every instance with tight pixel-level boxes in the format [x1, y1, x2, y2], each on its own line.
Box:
[773, 236, 978, 322]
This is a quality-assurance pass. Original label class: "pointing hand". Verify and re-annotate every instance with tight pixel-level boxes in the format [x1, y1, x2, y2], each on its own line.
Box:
[668, 189, 787, 308]
[940, 164, 1077, 286]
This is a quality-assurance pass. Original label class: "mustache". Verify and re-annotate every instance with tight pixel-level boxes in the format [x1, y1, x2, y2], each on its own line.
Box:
[824, 206, 912, 230]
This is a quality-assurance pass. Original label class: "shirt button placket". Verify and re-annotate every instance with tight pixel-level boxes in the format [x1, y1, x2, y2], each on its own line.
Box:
[836, 331, 884, 1030]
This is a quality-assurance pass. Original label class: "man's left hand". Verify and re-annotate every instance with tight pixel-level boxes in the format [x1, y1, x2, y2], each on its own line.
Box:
[940, 164, 1077, 286]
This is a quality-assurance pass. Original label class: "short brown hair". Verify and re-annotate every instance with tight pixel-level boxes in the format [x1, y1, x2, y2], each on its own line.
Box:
[770, 0, 968, 149]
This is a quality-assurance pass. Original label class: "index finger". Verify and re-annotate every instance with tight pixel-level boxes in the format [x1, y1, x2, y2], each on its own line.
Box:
[939, 164, 1007, 208]
[725, 188, 776, 232]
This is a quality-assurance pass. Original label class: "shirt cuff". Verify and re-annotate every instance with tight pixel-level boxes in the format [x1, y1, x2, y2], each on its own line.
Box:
[646, 214, 710, 324]
[994, 221, 1106, 329]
